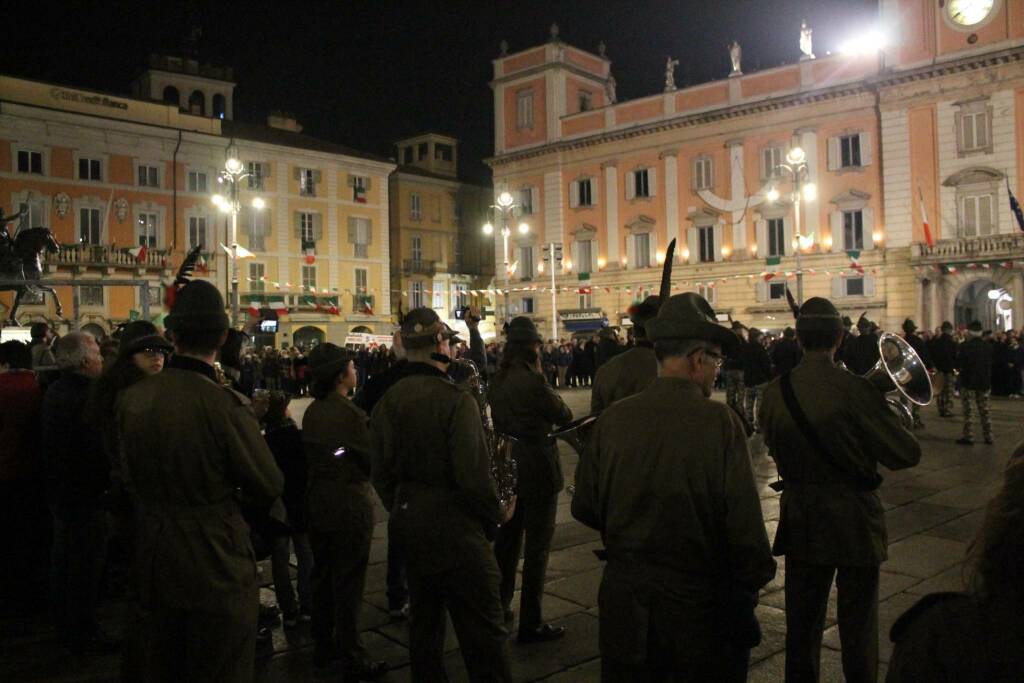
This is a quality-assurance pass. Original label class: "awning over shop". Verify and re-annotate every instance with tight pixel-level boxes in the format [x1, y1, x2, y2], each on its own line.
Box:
[561, 307, 606, 333]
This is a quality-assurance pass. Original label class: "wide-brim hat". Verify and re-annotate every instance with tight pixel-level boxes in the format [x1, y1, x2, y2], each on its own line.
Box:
[856, 312, 871, 331]
[117, 320, 173, 358]
[401, 307, 460, 349]
[307, 342, 352, 381]
[902, 318, 917, 334]
[646, 293, 737, 352]
[506, 316, 543, 344]
[795, 297, 844, 333]
[165, 280, 229, 332]
[627, 296, 660, 328]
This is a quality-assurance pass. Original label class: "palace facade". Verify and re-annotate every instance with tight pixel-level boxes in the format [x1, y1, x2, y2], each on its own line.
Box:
[487, 0, 1024, 336]
[1, 54, 395, 346]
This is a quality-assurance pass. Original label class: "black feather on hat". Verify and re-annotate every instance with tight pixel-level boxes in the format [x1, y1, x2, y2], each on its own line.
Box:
[627, 295, 660, 329]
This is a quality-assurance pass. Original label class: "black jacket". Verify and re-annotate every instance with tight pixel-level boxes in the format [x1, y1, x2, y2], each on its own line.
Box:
[741, 340, 772, 387]
[770, 338, 803, 377]
[957, 337, 993, 392]
[904, 333, 933, 370]
[40, 371, 108, 507]
[264, 419, 308, 531]
[844, 332, 881, 375]
[928, 333, 957, 373]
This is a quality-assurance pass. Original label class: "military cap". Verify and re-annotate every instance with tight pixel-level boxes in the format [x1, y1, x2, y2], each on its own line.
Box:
[941, 321, 953, 332]
[796, 297, 844, 333]
[902, 318, 917, 334]
[308, 342, 353, 381]
[842, 316, 853, 329]
[627, 295, 661, 329]
[117, 320, 173, 358]
[400, 307, 460, 349]
[506, 316, 543, 343]
[967, 320, 983, 333]
[165, 280, 229, 333]
[646, 292, 737, 352]
[856, 312, 872, 332]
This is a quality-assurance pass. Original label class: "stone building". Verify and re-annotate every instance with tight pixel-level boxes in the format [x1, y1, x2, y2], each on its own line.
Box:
[486, 0, 1024, 336]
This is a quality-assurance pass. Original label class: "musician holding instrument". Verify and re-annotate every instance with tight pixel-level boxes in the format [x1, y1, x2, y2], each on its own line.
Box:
[573, 293, 775, 681]
[758, 297, 922, 683]
[370, 307, 512, 681]
[487, 316, 573, 643]
[591, 295, 659, 413]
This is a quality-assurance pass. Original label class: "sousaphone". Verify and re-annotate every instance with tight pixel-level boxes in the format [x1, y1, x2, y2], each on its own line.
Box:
[865, 333, 933, 427]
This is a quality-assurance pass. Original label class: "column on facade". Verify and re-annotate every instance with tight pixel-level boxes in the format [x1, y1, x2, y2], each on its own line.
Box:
[916, 277, 926, 331]
[798, 127, 820, 240]
[602, 162, 619, 265]
[276, 161, 290, 292]
[929, 277, 941, 330]
[1010, 270, 1024, 332]
[660, 151, 680, 255]
[727, 139, 747, 252]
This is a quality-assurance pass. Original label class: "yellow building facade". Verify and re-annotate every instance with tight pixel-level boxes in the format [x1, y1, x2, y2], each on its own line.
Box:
[488, 0, 1024, 336]
[0, 55, 395, 346]
[389, 134, 496, 336]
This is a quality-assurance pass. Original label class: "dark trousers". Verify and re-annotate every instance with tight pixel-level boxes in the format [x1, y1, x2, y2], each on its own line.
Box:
[406, 550, 511, 682]
[309, 521, 372, 668]
[785, 560, 880, 683]
[494, 492, 558, 630]
[385, 516, 408, 610]
[135, 599, 258, 683]
[0, 479, 50, 611]
[49, 504, 108, 642]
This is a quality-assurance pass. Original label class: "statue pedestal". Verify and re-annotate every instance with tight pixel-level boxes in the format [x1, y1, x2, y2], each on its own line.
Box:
[729, 70, 743, 78]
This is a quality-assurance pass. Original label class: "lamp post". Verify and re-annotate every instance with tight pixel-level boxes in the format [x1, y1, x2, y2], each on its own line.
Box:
[213, 154, 264, 327]
[769, 146, 816, 305]
[482, 190, 528, 327]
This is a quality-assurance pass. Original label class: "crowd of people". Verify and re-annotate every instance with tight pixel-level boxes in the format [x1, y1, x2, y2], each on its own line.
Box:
[1, 284, 1023, 682]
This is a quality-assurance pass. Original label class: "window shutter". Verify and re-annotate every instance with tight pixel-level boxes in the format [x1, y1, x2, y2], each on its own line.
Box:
[625, 233, 635, 268]
[312, 214, 323, 241]
[979, 111, 990, 149]
[864, 275, 876, 297]
[761, 150, 771, 180]
[571, 240, 580, 270]
[706, 159, 714, 189]
[365, 176, 372, 191]
[569, 181, 579, 208]
[964, 197, 977, 236]
[294, 212, 302, 238]
[292, 167, 302, 181]
[364, 219, 373, 245]
[713, 224, 724, 262]
[755, 220, 767, 257]
[862, 207, 875, 250]
[687, 227, 699, 265]
[954, 111, 965, 150]
[755, 281, 767, 302]
[783, 217, 793, 257]
[827, 137, 840, 171]
[830, 211, 842, 252]
[530, 187, 539, 214]
[625, 172, 636, 200]
[591, 177, 599, 206]
[347, 216, 357, 243]
[831, 276, 843, 299]
[979, 195, 993, 235]
[648, 232, 658, 266]
[261, 162, 271, 178]
[347, 175, 356, 188]
[312, 170, 322, 184]
[690, 159, 700, 190]
[859, 132, 873, 167]
[239, 207, 252, 235]
[262, 212, 272, 237]
[648, 167, 657, 197]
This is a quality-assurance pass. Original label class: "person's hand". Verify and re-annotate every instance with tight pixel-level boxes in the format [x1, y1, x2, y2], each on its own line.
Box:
[466, 305, 481, 330]
[501, 495, 518, 524]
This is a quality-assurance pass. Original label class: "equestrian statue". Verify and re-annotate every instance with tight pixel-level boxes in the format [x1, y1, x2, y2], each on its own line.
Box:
[0, 206, 63, 325]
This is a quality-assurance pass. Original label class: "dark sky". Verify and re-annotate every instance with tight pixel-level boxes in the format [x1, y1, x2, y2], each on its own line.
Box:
[6, 1, 878, 183]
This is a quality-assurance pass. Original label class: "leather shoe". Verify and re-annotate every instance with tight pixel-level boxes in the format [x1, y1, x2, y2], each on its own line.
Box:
[517, 624, 565, 643]
[344, 660, 389, 681]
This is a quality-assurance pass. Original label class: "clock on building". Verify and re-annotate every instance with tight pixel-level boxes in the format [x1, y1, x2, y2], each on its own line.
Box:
[946, 0, 997, 28]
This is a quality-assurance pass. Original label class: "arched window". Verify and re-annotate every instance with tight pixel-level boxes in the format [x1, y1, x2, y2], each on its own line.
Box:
[212, 93, 226, 119]
[188, 90, 205, 116]
[162, 86, 180, 106]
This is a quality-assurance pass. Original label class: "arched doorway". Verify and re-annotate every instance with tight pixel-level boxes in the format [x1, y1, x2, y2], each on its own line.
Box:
[212, 93, 226, 119]
[350, 325, 372, 334]
[188, 90, 205, 116]
[293, 325, 325, 350]
[162, 86, 180, 106]
[954, 279, 1013, 331]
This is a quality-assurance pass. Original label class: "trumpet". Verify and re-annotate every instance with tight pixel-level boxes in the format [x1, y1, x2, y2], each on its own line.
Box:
[850, 333, 933, 429]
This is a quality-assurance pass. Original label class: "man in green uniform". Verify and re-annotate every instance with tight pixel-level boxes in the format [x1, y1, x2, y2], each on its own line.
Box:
[759, 297, 921, 683]
[591, 295, 659, 412]
[573, 293, 776, 681]
[371, 308, 511, 682]
[118, 280, 283, 683]
[956, 320, 993, 445]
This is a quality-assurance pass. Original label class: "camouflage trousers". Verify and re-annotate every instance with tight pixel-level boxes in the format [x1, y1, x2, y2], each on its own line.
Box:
[745, 384, 765, 433]
[961, 389, 993, 441]
[934, 372, 955, 416]
[725, 370, 745, 414]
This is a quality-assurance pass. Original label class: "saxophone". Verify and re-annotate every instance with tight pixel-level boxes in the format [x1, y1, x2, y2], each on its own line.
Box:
[449, 358, 519, 507]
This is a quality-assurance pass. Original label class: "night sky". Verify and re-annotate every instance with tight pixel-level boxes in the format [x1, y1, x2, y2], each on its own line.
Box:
[6, 1, 878, 183]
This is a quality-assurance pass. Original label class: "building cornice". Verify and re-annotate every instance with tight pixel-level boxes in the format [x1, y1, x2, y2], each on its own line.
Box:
[870, 43, 1023, 89]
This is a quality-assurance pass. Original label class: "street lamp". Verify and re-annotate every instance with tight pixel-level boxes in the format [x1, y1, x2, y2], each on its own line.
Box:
[770, 146, 817, 304]
[482, 190, 527, 327]
[213, 152, 264, 327]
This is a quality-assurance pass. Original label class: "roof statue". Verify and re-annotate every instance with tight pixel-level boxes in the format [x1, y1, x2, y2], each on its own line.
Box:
[549, 23, 559, 42]
[606, 75, 617, 104]
[729, 40, 742, 76]
[499, 39, 508, 56]
[598, 41, 607, 58]
[800, 21, 815, 60]
[664, 56, 679, 92]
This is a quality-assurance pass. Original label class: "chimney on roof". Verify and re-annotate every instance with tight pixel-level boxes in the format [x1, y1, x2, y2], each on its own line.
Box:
[267, 111, 302, 134]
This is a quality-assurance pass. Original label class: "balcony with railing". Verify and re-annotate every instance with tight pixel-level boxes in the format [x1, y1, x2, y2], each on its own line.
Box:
[911, 233, 1024, 264]
[45, 244, 217, 271]
[403, 259, 437, 277]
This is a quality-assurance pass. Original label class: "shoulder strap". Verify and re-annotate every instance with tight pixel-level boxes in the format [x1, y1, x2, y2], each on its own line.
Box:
[779, 371, 881, 491]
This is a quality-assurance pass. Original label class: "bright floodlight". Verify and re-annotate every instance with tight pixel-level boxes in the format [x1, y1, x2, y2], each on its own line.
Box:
[225, 157, 244, 175]
[212, 194, 227, 209]
[496, 191, 514, 208]
[518, 222, 530, 235]
[251, 197, 266, 210]
[803, 183, 818, 202]
[987, 289, 1004, 300]
[786, 147, 806, 165]
[838, 29, 886, 57]
[766, 187, 781, 202]
[482, 222, 494, 235]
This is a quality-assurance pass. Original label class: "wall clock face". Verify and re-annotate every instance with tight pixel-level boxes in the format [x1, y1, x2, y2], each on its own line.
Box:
[947, 0, 996, 27]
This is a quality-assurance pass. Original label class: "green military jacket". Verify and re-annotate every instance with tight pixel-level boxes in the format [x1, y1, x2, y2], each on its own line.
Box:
[590, 344, 658, 413]
[487, 364, 572, 501]
[371, 364, 503, 575]
[759, 353, 921, 566]
[574, 377, 775, 590]
[303, 393, 374, 534]
[117, 362, 283, 612]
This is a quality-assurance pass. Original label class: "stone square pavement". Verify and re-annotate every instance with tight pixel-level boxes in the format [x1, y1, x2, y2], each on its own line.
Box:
[3, 388, 1021, 682]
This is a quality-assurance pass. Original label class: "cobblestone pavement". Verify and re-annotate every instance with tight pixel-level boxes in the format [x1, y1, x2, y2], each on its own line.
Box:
[4, 388, 1022, 682]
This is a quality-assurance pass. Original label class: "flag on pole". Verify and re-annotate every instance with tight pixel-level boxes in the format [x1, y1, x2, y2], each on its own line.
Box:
[918, 187, 935, 247]
[128, 245, 148, 262]
[1008, 179, 1024, 232]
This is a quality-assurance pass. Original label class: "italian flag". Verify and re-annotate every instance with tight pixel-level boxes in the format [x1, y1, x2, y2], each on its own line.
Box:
[354, 186, 367, 203]
[918, 187, 935, 247]
[847, 250, 865, 274]
[128, 245, 147, 262]
[269, 301, 289, 320]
